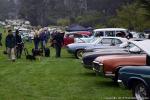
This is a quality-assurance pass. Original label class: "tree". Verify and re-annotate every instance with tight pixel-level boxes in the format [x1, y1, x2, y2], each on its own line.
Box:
[108, 2, 150, 31]
[139, 0, 150, 17]
[57, 18, 70, 26]
[76, 11, 101, 27]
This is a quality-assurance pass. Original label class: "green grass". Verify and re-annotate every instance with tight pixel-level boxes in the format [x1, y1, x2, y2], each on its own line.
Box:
[0, 28, 131, 100]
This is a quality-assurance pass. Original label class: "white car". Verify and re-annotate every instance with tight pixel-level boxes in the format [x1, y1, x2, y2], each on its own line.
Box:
[75, 28, 128, 43]
[67, 37, 128, 59]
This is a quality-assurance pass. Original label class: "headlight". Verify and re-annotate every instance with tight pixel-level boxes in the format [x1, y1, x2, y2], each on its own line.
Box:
[93, 61, 101, 73]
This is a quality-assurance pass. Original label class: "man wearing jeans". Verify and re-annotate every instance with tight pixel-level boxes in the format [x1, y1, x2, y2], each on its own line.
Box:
[5, 29, 16, 62]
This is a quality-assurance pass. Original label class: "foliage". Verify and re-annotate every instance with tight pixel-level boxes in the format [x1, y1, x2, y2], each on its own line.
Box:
[57, 18, 70, 26]
[108, 2, 150, 31]
[17, 0, 132, 26]
[139, 0, 150, 19]
[75, 11, 101, 27]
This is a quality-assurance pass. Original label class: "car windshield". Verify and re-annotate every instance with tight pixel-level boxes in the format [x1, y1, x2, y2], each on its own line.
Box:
[89, 38, 99, 44]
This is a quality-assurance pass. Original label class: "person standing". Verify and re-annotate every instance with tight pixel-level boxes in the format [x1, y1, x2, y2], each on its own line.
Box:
[33, 29, 40, 50]
[15, 30, 23, 59]
[52, 31, 64, 58]
[5, 29, 16, 61]
[0, 32, 2, 46]
[126, 32, 133, 39]
[39, 29, 46, 50]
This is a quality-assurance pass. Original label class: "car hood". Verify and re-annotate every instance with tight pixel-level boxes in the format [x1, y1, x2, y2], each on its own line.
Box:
[67, 43, 94, 48]
[94, 54, 146, 63]
[119, 66, 150, 75]
[87, 45, 118, 50]
[83, 49, 128, 57]
[130, 40, 150, 56]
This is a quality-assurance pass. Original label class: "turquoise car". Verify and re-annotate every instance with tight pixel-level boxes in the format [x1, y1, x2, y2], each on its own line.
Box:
[118, 65, 150, 100]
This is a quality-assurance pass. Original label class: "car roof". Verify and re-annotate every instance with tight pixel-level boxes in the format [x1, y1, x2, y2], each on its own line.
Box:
[130, 40, 150, 56]
[94, 28, 127, 31]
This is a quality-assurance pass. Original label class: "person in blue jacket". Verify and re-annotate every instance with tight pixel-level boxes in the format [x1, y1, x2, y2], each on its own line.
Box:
[5, 29, 16, 61]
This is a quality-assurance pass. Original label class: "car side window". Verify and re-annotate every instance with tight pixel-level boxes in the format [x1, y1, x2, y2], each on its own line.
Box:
[95, 31, 104, 37]
[100, 38, 112, 45]
[74, 34, 82, 38]
[114, 39, 122, 45]
[105, 31, 115, 37]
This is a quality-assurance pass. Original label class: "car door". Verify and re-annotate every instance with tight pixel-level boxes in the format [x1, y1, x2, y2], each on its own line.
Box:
[98, 38, 113, 46]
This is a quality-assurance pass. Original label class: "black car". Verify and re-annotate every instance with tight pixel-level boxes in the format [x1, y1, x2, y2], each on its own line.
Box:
[82, 48, 129, 70]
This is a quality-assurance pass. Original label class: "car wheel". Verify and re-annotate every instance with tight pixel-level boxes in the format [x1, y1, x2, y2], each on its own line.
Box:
[75, 49, 84, 59]
[132, 82, 150, 100]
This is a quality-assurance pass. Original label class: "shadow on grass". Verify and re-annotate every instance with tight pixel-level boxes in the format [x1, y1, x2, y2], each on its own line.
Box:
[62, 56, 76, 59]
[94, 80, 119, 88]
[79, 72, 97, 77]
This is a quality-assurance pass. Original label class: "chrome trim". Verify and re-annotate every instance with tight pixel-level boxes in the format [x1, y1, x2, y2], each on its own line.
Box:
[105, 73, 115, 77]
[93, 61, 99, 64]
[118, 80, 125, 88]
[118, 79, 122, 83]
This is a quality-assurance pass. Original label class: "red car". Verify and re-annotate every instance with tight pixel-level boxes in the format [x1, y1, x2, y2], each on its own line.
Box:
[64, 31, 91, 46]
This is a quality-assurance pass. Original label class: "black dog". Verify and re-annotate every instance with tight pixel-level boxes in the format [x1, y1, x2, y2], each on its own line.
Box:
[24, 48, 36, 61]
[26, 54, 36, 60]
[32, 48, 43, 56]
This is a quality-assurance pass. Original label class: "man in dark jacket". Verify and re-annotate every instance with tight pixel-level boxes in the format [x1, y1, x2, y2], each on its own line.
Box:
[5, 29, 16, 61]
[0, 32, 2, 46]
[52, 31, 64, 58]
[15, 30, 23, 59]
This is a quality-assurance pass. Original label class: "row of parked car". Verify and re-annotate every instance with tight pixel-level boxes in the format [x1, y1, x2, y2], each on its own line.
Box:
[66, 35, 150, 99]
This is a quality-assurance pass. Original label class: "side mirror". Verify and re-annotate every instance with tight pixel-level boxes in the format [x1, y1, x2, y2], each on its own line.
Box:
[129, 46, 141, 54]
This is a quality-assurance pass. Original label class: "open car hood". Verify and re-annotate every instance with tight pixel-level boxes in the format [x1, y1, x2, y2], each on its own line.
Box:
[130, 40, 150, 56]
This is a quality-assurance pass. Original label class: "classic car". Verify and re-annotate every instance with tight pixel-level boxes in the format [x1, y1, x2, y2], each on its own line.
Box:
[66, 37, 128, 59]
[63, 32, 90, 46]
[117, 41, 150, 100]
[92, 40, 150, 81]
[82, 39, 145, 69]
[118, 66, 150, 100]
[76, 28, 128, 43]
[82, 48, 129, 70]
[85, 38, 145, 52]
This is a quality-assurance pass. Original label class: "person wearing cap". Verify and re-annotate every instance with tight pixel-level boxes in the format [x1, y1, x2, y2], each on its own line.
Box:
[5, 29, 16, 61]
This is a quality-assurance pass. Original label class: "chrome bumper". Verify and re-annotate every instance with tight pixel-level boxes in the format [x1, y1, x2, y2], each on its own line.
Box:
[118, 80, 125, 88]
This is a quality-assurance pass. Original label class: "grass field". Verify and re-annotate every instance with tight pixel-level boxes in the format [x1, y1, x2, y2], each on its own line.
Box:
[0, 28, 131, 100]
